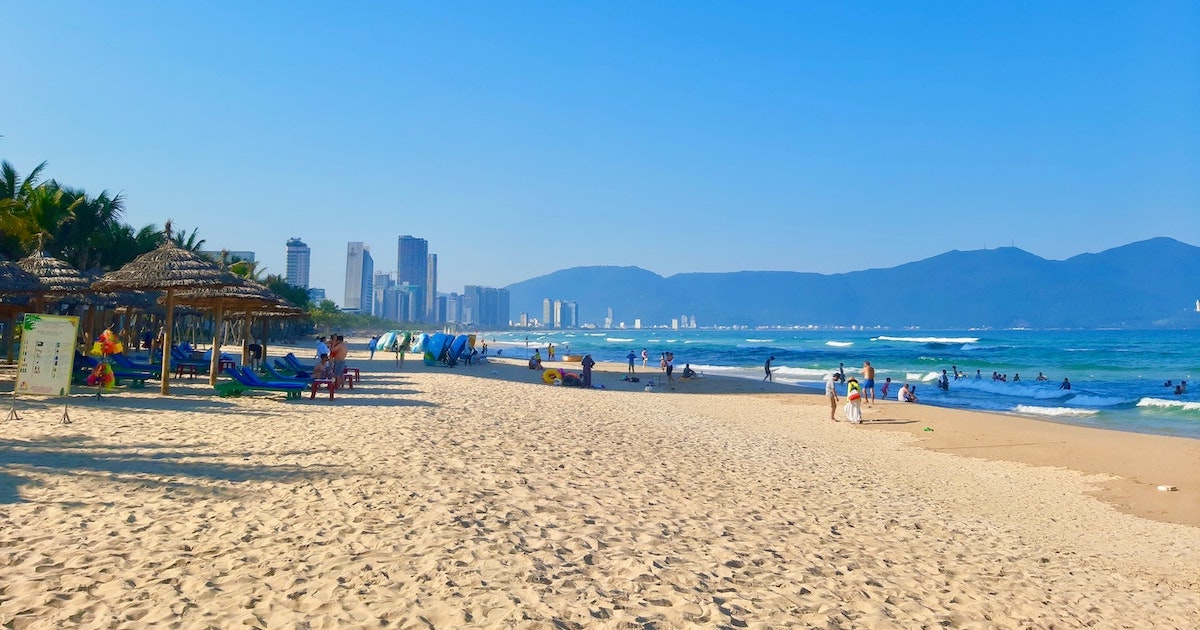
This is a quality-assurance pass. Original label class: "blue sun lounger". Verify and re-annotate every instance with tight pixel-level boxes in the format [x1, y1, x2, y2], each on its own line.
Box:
[215, 367, 307, 399]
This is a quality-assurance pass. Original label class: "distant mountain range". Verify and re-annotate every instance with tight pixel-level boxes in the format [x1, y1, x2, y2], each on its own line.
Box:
[504, 237, 1200, 329]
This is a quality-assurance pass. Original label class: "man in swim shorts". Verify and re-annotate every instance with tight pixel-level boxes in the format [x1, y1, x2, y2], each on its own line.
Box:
[862, 360, 876, 404]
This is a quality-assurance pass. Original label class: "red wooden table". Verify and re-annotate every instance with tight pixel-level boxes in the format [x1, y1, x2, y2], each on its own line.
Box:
[310, 378, 336, 400]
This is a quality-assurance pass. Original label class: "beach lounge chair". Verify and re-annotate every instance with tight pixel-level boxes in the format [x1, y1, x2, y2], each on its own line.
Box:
[111, 353, 155, 372]
[75, 354, 155, 388]
[170, 346, 210, 374]
[284, 352, 315, 372]
[214, 366, 307, 399]
[262, 361, 311, 382]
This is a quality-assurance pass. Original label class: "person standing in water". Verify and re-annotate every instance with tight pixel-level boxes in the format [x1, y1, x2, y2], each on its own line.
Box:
[764, 356, 776, 382]
[862, 360, 876, 404]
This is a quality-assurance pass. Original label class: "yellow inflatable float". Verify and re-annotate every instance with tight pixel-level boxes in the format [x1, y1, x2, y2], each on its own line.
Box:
[542, 368, 561, 384]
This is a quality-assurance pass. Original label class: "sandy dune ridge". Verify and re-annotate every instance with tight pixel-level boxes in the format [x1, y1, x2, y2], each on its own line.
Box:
[1, 352, 1198, 628]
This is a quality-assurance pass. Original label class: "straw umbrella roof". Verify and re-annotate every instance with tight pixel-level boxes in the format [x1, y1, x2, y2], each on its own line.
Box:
[91, 221, 244, 395]
[17, 248, 91, 298]
[92, 238, 243, 293]
[170, 278, 289, 310]
[0, 256, 45, 298]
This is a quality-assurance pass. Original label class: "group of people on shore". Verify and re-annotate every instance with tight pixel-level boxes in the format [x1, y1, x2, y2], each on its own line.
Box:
[822, 360, 915, 423]
[314, 335, 349, 388]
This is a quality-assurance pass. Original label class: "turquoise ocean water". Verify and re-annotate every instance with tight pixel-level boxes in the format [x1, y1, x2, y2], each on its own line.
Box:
[481, 329, 1200, 440]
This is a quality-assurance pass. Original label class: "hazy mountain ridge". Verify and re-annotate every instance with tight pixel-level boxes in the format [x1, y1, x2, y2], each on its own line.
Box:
[504, 238, 1200, 328]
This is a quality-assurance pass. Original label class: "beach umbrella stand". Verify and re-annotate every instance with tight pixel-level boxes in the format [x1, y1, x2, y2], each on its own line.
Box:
[92, 222, 242, 395]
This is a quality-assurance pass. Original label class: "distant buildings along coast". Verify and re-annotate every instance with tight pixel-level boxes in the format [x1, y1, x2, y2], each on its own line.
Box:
[272, 234, 510, 327]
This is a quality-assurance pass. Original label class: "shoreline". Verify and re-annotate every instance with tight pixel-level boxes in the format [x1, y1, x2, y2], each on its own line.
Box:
[488, 354, 1200, 529]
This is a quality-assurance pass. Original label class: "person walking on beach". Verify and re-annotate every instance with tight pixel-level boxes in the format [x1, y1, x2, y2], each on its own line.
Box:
[665, 353, 675, 383]
[862, 360, 876, 404]
[881, 377, 892, 400]
[764, 356, 775, 382]
[825, 372, 839, 420]
[626, 350, 636, 374]
[368, 335, 379, 360]
[641, 348, 648, 367]
[581, 354, 595, 388]
[548, 344, 555, 361]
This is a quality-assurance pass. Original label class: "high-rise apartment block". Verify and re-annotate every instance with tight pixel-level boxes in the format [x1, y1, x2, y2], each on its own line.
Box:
[285, 237, 311, 288]
[425, 253, 438, 322]
[463, 286, 510, 328]
[397, 235, 431, 322]
[344, 242, 374, 313]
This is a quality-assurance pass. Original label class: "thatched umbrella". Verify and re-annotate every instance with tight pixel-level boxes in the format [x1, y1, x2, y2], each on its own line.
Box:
[17, 243, 92, 311]
[171, 279, 296, 386]
[0, 257, 45, 363]
[92, 222, 242, 395]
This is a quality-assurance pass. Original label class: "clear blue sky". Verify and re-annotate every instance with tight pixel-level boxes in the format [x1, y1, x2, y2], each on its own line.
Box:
[5, 2, 1198, 306]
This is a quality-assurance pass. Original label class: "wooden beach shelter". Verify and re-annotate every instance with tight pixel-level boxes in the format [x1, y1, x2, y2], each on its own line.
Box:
[170, 280, 297, 386]
[91, 222, 242, 395]
[241, 301, 307, 369]
[0, 256, 45, 363]
[16, 243, 93, 312]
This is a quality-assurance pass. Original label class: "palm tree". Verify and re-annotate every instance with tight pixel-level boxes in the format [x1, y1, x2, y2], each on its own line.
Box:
[264, 273, 310, 309]
[0, 160, 48, 258]
[228, 258, 265, 283]
[58, 189, 125, 270]
[14, 181, 83, 254]
[94, 222, 163, 270]
[170, 226, 206, 252]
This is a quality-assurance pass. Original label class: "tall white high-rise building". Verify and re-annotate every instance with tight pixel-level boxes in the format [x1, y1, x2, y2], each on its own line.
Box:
[285, 237, 310, 288]
[344, 242, 374, 312]
[425, 253, 438, 323]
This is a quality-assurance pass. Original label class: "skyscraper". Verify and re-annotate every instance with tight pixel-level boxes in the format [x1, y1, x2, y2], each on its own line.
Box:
[425, 253, 438, 323]
[397, 235, 428, 285]
[397, 235, 429, 321]
[344, 242, 373, 313]
[463, 286, 510, 328]
[285, 237, 310, 288]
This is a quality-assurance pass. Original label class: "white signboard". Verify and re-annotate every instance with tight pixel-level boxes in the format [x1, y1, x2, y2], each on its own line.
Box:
[15, 314, 79, 396]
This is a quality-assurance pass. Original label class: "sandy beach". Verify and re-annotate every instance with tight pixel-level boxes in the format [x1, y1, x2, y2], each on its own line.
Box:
[2, 344, 1198, 628]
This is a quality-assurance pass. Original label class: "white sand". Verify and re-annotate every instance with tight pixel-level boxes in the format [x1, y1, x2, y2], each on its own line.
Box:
[1, 351, 1198, 628]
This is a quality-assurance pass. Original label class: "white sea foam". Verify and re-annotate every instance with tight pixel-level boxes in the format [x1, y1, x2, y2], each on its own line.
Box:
[826, 341, 853, 347]
[951, 379, 1072, 400]
[744, 338, 774, 343]
[1065, 394, 1129, 408]
[1014, 405, 1100, 417]
[1137, 398, 1200, 411]
[873, 336, 980, 344]
[605, 337, 634, 343]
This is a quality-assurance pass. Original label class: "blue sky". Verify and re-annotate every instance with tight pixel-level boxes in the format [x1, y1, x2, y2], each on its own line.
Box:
[5, 1, 1198, 306]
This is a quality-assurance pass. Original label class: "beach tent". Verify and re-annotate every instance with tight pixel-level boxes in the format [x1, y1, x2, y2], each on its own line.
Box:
[449, 335, 469, 362]
[423, 332, 450, 366]
[410, 333, 429, 354]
